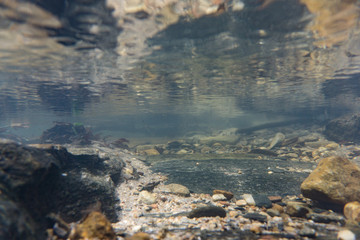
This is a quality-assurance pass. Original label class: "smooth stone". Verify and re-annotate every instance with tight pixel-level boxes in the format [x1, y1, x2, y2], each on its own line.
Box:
[253, 194, 272, 208]
[344, 201, 360, 222]
[213, 190, 234, 200]
[235, 199, 247, 207]
[286, 201, 311, 218]
[242, 194, 255, 206]
[164, 183, 190, 197]
[139, 190, 157, 205]
[266, 208, 281, 217]
[187, 206, 226, 218]
[301, 156, 360, 206]
[337, 229, 356, 240]
[243, 212, 268, 222]
[212, 194, 227, 202]
[143, 148, 160, 156]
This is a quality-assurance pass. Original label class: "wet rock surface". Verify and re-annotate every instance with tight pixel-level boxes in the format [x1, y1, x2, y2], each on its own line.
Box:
[0, 141, 124, 239]
[301, 156, 360, 206]
[324, 114, 360, 143]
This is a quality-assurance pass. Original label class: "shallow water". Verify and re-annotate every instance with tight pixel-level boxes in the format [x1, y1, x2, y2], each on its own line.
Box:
[0, 0, 360, 142]
[150, 156, 315, 196]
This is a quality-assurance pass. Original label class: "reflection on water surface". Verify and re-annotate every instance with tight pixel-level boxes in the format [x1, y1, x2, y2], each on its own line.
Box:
[0, 0, 359, 142]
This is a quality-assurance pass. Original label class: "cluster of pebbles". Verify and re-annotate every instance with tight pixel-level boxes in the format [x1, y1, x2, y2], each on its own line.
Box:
[111, 144, 358, 240]
[89, 125, 357, 239]
[100, 123, 360, 239]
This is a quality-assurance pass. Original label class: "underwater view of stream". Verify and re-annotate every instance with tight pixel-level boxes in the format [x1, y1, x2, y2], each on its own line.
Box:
[1, 0, 360, 239]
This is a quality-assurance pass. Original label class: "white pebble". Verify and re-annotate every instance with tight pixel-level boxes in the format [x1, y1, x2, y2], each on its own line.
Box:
[337, 229, 356, 240]
[242, 194, 255, 206]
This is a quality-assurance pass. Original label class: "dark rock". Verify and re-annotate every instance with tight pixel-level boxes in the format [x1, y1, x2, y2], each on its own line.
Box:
[0, 143, 60, 239]
[40, 122, 95, 145]
[187, 206, 226, 218]
[249, 148, 278, 156]
[139, 181, 161, 192]
[243, 212, 268, 222]
[301, 156, 360, 206]
[324, 114, 360, 143]
[0, 142, 123, 239]
[253, 194, 272, 208]
[307, 213, 345, 224]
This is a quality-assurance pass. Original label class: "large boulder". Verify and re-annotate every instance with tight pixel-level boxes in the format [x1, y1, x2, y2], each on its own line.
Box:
[301, 156, 360, 206]
[0, 143, 60, 239]
[324, 114, 360, 143]
[0, 142, 123, 239]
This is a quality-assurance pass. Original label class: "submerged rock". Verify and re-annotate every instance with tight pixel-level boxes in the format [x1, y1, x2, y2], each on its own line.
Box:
[0, 142, 124, 239]
[344, 201, 360, 222]
[187, 205, 226, 218]
[69, 211, 116, 240]
[301, 156, 360, 206]
[324, 114, 360, 143]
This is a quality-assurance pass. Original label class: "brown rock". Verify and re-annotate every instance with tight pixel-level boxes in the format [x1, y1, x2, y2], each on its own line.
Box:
[301, 156, 360, 205]
[286, 201, 311, 218]
[126, 232, 152, 240]
[144, 148, 160, 156]
[213, 190, 234, 200]
[69, 211, 116, 240]
[344, 201, 360, 222]
[164, 183, 190, 197]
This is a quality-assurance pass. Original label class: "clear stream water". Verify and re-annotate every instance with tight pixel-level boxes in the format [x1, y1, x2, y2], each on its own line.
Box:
[0, 0, 360, 144]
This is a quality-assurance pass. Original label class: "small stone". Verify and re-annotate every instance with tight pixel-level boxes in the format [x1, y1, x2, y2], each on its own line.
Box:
[267, 204, 284, 217]
[143, 148, 160, 156]
[243, 194, 255, 206]
[139, 190, 157, 204]
[266, 208, 280, 217]
[286, 201, 310, 218]
[176, 149, 188, 154]
[253, 194, 272, 208]
[212, 194, 227, 202]
[187, 205, 226, 218]
[344, 201, 360, 222]
[213, 190, 234, 200]
[337, 229, 356, 240]
[127, 232, 152, 240]
[268, 196, 282, 203]
[249, 223, 262, 234]
[236, 199, 247, 207]
[243, 212, 268, 222]
[326, 142, 340, 150]
[164, 183, 190, 197]
[229, 210, 239, 218]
